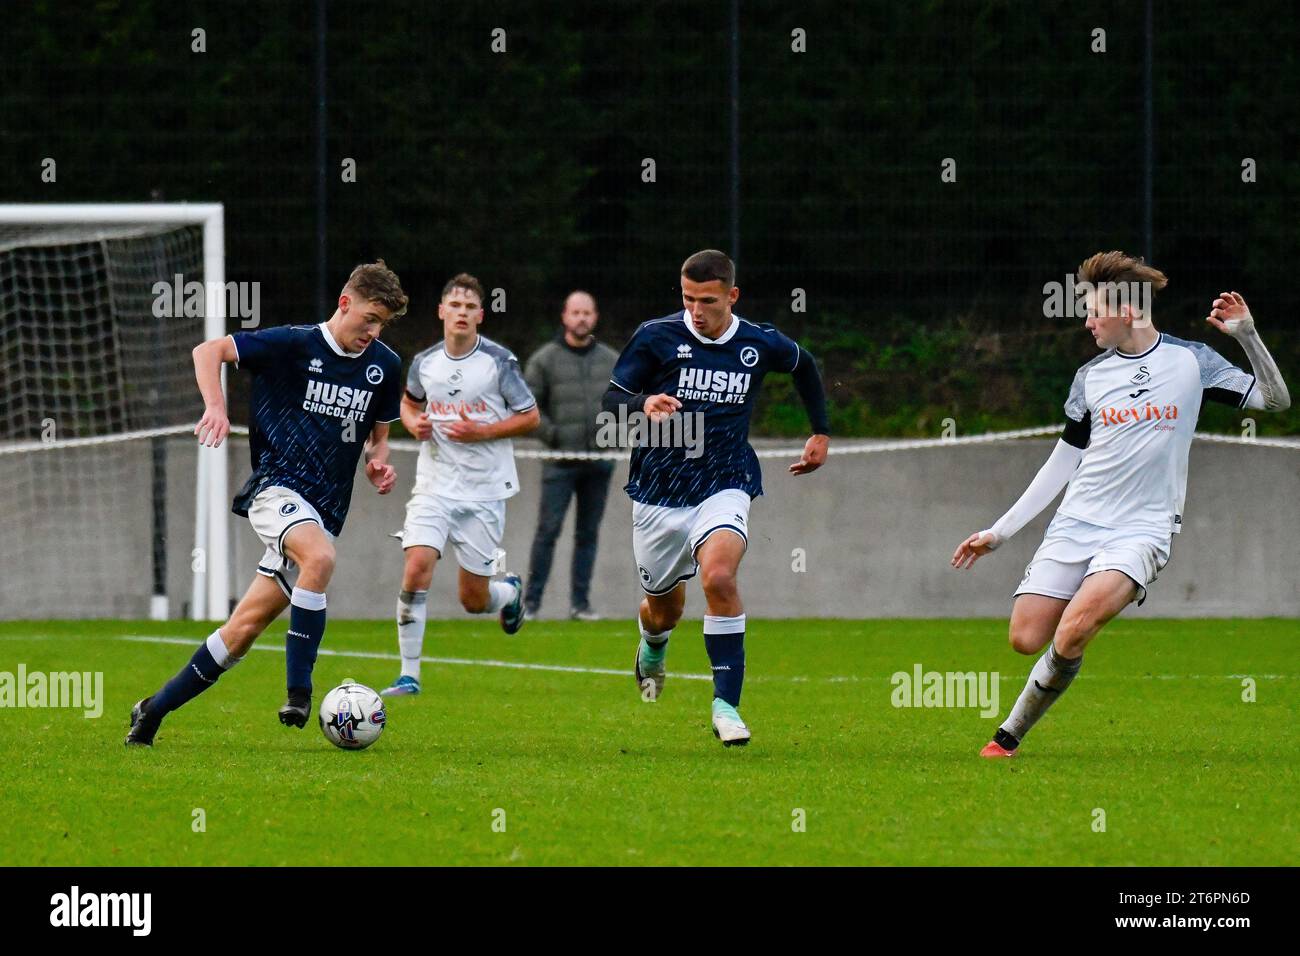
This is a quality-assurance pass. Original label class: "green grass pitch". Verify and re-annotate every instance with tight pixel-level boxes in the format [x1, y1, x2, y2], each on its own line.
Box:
[1, 618, 1295, 866]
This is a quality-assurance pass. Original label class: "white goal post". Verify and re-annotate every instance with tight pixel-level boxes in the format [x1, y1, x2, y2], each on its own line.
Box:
[0, 203, 229, 619]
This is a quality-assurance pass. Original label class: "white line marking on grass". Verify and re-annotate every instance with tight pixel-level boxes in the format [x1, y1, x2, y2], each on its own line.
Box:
[118, 635, 1296, 683]
[119, 635, 717, 681]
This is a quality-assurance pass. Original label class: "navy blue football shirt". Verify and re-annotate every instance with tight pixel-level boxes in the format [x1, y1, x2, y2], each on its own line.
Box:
[230, 323, 403, 535]
[609, 311, 801, 507]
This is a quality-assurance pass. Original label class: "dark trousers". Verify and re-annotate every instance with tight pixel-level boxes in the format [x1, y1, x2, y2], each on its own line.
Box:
[525, 460, 614, 612]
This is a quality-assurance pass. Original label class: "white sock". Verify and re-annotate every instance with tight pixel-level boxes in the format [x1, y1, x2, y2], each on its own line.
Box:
[702, 613, 746, 634]
[206, 629, 240, 669]
[290, 586, 327, 611]
[397, 590, 428, 679]
[638, 614, 672, 646]
[1001, 643, 1083, 741]
[484, 579, 518, 614]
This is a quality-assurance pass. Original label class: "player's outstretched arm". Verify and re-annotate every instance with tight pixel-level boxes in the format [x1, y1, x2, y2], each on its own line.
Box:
[1207, 292, 1292, 412]
[192, 336, 237, 447]
[787, 346, 830, 475]
[951, 439, 1083, 570]
[364, 422, 396, 494]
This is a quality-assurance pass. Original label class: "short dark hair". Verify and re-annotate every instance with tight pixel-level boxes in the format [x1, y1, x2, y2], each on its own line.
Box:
[441, 272, 485, 303]
[346, 260, 408, 318]
[681, 249, 735, 288]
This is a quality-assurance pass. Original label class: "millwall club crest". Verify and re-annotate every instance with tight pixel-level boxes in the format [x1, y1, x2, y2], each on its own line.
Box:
[739, 346, 759, 368]
[366, 364, 384, 385]
[279, 501, 299, 517]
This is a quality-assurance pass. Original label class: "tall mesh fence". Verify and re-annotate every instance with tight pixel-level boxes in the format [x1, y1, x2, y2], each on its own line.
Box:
[0, 0, 1296, 441]
[0, 224, 205, 617]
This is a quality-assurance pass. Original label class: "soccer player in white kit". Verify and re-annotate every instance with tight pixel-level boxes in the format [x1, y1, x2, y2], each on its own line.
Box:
[952, 251, 1291, 757]
[381, 274, 539, 697]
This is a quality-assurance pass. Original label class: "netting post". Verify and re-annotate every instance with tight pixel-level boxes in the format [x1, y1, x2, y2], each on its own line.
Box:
[201, 206, 230, 620]
[192, 437, 209, 619]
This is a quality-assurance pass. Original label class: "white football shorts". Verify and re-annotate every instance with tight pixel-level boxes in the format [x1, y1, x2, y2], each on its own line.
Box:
[631, 488, 751, 595]
[1014, 513, 1172, 607]
[399, 492, 506, 576]
[248, 485, 332, 598]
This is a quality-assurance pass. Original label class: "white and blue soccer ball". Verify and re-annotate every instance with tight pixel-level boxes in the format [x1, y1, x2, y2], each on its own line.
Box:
[319, 680, 386, 750]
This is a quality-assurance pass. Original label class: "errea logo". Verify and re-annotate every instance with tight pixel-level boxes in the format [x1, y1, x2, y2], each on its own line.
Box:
[676, 344, 693, 360]
[309, 358, 323, 374]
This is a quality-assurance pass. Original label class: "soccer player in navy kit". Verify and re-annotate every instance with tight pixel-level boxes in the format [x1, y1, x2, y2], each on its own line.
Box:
[603, 250, 831, 746]
[126, 262, 408, 746]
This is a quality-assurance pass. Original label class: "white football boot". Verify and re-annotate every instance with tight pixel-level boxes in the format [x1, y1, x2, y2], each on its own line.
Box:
[634, 638, 666, 702]
[711, 698, 751, 747]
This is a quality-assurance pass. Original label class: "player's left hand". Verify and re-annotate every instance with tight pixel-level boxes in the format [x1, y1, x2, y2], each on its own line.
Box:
[366, 460, 396, 494]
[441, 410, 490, 443]
[789, 434, 828, 475]
[1207, 291, 1255, 336]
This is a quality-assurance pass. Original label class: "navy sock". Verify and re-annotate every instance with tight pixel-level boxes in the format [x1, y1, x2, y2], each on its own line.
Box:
[704, 614, 746, 707]
[285, 587, 327, 692]
[151, 642, 224, 716]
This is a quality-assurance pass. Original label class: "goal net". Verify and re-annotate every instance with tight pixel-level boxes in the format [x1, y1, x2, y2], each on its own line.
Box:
[0, 205, 230, 620]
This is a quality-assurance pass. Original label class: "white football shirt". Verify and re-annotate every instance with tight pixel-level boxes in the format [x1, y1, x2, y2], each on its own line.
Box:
[405, 335, 536, 501]
[1056, 332, 1255, 535]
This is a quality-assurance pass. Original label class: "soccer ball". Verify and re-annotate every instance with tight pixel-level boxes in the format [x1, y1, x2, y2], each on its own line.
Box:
[318, 680, 387, 750]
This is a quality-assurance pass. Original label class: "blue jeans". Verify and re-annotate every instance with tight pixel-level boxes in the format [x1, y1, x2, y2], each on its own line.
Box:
[525, 461, 614, 612]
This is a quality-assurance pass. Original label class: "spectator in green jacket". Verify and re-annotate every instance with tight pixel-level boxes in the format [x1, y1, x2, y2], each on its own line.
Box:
[523, 291, 620, 620]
